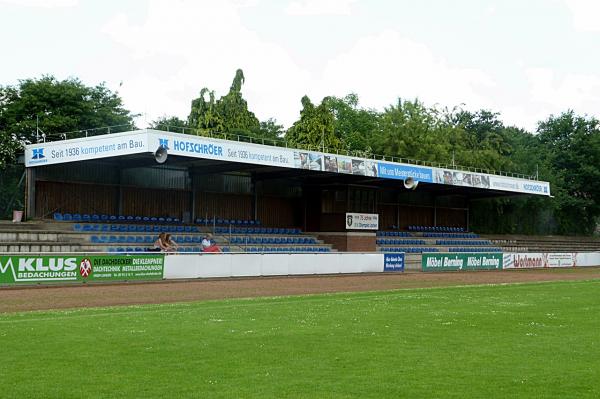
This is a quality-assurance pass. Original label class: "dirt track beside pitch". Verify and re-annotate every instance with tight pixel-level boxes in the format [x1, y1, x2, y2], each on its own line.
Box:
[2, 267, 600, 313]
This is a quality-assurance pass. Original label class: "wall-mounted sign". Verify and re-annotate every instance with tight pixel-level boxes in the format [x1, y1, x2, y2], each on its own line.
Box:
[345, 212, 379, 230]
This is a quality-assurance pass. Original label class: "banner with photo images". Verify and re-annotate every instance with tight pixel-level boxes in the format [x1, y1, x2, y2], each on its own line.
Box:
[432, 168, 491, 189]
[322, 155, 377, 177]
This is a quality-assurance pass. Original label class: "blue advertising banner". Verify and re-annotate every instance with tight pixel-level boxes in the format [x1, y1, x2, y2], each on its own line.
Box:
[384, 253, 405, 272]
[377, 162, 433, 182]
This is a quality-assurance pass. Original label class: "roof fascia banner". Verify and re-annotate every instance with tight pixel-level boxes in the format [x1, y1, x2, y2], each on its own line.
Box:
[25, 131, 148, 167]
[25, 129, 550, 196]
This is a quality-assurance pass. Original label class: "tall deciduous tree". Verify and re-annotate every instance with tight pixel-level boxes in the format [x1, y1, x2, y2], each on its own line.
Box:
[285, 95, 340, 151]
[327, 94, 379, 156]
[537, 111, 600, 234]
[188, 69, 260, 137]
[0, 76, 136, 166]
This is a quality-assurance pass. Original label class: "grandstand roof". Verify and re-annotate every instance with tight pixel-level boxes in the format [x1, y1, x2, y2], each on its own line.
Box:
[24, 129, 551, 199]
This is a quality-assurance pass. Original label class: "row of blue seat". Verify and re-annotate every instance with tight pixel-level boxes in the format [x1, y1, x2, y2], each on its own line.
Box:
[381, 247, 440, 253]
[376, 239, 426, 245]
[91, 235, 209, 244]
[244, 246, 331, 253]
[214, 227, 301, 235]
[448, 248, 502, 252]
[75, 224, 201, 233]
[230, 236, 316, 245]
[408, 226, 465, 232]
[436, 240, 491, 246]
[196, 218, 261, 226]
[55, 213, 181, 223]
[422, 233, 479, 238]
[107, 247, 231, 253]
[376, 231, 412, 237]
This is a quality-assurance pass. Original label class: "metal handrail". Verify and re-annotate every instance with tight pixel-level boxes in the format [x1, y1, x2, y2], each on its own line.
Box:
[37, 123, 539, 180]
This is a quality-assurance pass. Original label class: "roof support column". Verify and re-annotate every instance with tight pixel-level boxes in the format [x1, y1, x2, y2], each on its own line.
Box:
[25, 167, 35, 219]
[251, 173, 258, 220]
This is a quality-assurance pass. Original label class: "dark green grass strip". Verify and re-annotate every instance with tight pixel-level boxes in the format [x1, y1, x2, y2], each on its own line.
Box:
[1, 280, 600, 398]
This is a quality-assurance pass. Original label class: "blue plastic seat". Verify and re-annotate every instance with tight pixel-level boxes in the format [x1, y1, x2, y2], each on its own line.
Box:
[53, 212, 63, 221]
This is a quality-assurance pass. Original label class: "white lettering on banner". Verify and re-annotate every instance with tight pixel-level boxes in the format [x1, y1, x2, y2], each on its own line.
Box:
[482, 257, 499, 267]
[426, 257, 443, 268]
[0, 258, 13, 274]
[173, 140, 223, 156]
[378, 164, 431, 180]
[18, 257, 77, 272]
[444, 257, 463, 268]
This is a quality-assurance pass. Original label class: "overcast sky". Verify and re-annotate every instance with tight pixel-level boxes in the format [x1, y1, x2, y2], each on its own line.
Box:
[1, 0, 599, 131]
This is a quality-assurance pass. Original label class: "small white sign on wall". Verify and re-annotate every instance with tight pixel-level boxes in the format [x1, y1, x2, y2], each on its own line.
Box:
[345, 212, 379, 230]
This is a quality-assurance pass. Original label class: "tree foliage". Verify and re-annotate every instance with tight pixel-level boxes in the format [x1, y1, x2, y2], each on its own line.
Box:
[1, 71, 599, 234]
[0, 76, 135, 166]
[188, 69, 260, 137]
[285, 95, 341, 151]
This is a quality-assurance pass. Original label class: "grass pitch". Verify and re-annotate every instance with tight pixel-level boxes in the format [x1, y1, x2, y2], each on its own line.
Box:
[2, 280, 600, 398]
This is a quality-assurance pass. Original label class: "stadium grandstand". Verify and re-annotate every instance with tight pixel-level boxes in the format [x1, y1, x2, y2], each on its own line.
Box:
[3, 128, 580, 259]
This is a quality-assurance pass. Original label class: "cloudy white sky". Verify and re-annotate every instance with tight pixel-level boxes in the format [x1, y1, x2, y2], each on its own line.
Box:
[1, 0, 599, 131]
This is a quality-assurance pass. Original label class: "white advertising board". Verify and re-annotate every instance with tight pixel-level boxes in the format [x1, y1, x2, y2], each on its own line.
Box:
[489, 176, 551, 196]
[148, 131, 297, 170]
[25, 131, 148, 167]
[163, 252, 385, 279]
[575, 252, 600, 267]
[345, 213, 379, 230]
[503, 252, 580, 269]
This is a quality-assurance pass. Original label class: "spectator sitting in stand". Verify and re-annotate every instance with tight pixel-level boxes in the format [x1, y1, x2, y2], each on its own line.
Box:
[164, 233, 178, 252]
[151, 232, 177, 252]
[149, 233, 167, 252]
[202, 233, 221, 253]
